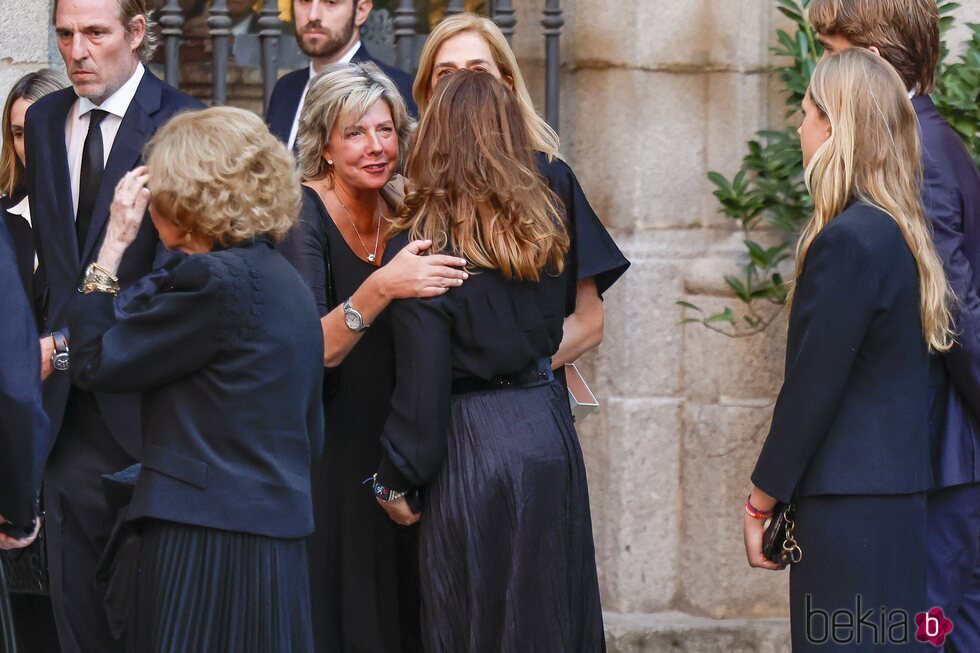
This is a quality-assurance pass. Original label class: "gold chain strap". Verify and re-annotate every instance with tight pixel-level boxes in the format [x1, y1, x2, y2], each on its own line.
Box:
[781, 505, 804, 564]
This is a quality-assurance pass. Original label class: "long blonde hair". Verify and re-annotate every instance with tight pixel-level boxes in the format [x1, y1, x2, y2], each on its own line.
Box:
[413, 13, 561, 161]
[392, 70, 568, 281]
[801, 48, 953, 351]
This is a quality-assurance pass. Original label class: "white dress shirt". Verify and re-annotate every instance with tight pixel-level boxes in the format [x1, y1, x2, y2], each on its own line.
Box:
[6, 195, 38, 270]
[286, 41, 362, 150]
[65, 63, 146, 220]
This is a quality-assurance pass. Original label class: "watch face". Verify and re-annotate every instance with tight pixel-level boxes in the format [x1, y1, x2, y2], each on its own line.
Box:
[53, 354, 70, 371]
[345, 311, 362, 331]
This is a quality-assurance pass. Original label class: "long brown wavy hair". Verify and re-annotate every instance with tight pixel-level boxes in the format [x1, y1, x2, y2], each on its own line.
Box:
[391, 70, 568, 281]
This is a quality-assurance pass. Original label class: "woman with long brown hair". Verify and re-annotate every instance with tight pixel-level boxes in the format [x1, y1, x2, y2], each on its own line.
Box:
[371, 70, 603, 651]
[412, 13, 629, 380]
[744, 48, 954, 651]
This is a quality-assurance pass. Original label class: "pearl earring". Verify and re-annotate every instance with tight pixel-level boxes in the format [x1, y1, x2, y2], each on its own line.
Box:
[327, 159, 333, 165]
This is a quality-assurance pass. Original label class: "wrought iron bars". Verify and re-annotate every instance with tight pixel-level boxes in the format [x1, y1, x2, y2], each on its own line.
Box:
[394, 0, 418, 72]
[257, 0, 282, 111]
[542, 0, 563, 131]
[491, 0, 516, 43]
[208, 0, 232, 105]
[159, 0, 184, 88]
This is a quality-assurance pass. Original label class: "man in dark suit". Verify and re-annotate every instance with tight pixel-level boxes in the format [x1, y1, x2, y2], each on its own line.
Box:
[24, 0, 202, 650]
[0, 218, 48, 549]
[266, 0, 417, 149]
[810, 1, 980, 649]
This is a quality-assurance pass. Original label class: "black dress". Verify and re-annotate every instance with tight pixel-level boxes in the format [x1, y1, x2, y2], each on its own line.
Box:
[279, 186, 422, 653]
[536, 153, 629, 316]
[280, 162, 627, 650]
[375, 237, 604, 652]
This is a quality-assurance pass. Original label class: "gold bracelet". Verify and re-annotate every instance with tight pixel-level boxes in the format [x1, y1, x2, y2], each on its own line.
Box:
[81, 280, 119, 296]
[79, 263, 120, 295]
[89, 262, 119, 284]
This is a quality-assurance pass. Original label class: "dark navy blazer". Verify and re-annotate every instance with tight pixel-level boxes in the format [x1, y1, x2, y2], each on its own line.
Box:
[0, 218, 48, 527]
[915, 95, 980, 488]
[68, 240, 325, 538]
[753, 204, 932, 501]
[25, 70, 203, 460]
[0, 193, 36, 307]
[266, 44, 417, 144]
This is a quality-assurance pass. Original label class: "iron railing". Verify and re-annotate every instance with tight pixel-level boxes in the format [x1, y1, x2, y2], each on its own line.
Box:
[155, 0, 564, 131]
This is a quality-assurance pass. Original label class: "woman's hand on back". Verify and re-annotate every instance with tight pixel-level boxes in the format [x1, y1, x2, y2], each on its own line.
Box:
[378, 239, 469, 299]
[376, 496, 420, 526]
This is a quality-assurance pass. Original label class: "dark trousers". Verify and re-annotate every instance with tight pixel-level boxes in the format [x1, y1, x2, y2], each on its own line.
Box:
[927, 482, 980, 653]
[10, 594, 60, 653]
[790, 493, 928, 651]
[44, 389, 133, 653]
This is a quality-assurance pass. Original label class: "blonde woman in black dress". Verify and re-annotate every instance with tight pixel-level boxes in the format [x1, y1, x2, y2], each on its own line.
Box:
[279, 61, 467, 652]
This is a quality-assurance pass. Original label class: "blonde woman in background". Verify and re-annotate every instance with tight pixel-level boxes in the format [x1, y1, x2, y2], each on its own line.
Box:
[744, 48, 954, 651]
[413, 13, 629, 382]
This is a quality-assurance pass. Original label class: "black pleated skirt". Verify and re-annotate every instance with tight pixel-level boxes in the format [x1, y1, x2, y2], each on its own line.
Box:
[789, 493, 928, 652]
[126, 520, 313, 653]
[419, 379, 604, 653]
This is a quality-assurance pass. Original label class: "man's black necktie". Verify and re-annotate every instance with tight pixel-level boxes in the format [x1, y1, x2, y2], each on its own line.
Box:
[76, 109, 108, 255]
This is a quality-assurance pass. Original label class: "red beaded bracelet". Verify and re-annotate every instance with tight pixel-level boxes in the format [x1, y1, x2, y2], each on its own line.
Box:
[744, 496, 772, 520]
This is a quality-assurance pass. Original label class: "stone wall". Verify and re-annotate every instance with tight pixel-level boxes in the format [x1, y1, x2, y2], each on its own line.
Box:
[1, 0, 977, 650]
[0, 2, 59, 111]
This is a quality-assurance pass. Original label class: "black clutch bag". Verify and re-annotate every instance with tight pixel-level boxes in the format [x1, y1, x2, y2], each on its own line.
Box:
[762, 502, 803, 565]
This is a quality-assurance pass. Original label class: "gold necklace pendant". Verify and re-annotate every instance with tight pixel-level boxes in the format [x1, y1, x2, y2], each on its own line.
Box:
[336, 193, 382, 264]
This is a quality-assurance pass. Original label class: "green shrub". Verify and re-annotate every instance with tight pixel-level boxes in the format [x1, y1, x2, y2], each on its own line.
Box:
[679, 0, 979, 336]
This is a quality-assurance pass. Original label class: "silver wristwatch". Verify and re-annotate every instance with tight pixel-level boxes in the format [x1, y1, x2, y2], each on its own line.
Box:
[50, 332, 70, 372]
[343, 297, 370, 332]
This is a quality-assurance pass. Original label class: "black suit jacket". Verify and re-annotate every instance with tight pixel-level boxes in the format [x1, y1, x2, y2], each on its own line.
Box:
[0, 218, 48, 527]
[25, 70, 203, 459]
[753, 203, 932, 501]
[266, 44, 417, 143]
[68, 240, 325, 538]
[0, 193, 36, 311]
[915, 95, 980, 488]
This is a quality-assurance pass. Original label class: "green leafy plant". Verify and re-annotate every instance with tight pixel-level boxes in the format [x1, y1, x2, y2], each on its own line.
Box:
[934, 18, 980, 165]
[678, 0, 817, 336]
[679, 0, 979, 336]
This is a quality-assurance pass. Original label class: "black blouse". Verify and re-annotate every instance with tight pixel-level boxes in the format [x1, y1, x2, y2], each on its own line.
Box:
[376, 237, 567, 491]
